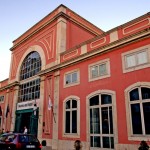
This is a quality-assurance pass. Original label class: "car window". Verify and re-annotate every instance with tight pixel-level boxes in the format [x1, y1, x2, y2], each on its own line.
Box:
[0, 134, 16, 142]
[0, 135, 7, 141]
[19, 135, 38, 143]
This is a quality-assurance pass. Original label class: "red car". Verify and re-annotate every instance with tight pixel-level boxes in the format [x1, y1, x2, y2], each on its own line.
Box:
[0, 133, 42, 150]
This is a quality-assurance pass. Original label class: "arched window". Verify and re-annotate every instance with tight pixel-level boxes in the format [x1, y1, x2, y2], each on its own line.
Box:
[20, 51, 41, 80]
[89, 94, 114, 149]
[65, 99, 78, 134]
[129, 87, 150, 135]
[18, 51, 41, 102]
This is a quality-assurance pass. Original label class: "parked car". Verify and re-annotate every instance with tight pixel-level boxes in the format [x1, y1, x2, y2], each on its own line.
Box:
[0, 133, 42, 150]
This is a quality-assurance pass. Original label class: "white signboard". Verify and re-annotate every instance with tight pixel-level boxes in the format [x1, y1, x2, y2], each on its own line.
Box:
[17, 100, 39, 110]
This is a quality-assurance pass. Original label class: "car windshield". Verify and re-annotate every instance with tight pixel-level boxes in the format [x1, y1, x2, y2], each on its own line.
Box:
[19, 135, 38, 143]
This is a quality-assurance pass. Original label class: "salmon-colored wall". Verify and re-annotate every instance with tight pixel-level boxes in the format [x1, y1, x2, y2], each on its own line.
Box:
[10, 22, 57, 81]
[66, 21, 97, 50]
[42, 75, 55, 139]
[58, 38, 150, 143]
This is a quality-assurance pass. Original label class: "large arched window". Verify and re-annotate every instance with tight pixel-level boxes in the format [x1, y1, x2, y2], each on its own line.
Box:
[20, 51, 41, 80]
[89, 94, 114, 149]
[129, 86, 150, 135]
[18, 51, 41, 102]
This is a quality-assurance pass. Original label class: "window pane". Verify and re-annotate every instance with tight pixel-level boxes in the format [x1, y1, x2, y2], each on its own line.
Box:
[129, 88, 139, 101]
[99, 63, 106, 76]
[141, 87, 150, 100]
[126, 54, 136, 68]
[90, 95, 99, 106]
[102, 107, 109, 134]
[90, 136, 101, 148]
[72, 110, 77, 133]
[137, 51, 147, 65]
[90, 109, 93, 134]
[94, 136, 100, 147]
[109, 106, 113, 134]
[103, 137, 110, 148]
[65, 111, 70, 133]
[101, 94, 112, 104]
[66, 101, 70, 109]
[91, 66, 98, 78]
[72, 100, 77, 108]
[110, 137, 114, 148]
[90, 108, 100, 134]
[66, 74, 71, 84]
[143, 102, 150, 134]
[131, 104, 142, 134]
[72, 72, 77, 83]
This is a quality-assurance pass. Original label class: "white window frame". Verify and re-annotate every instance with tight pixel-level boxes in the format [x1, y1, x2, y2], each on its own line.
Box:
[89, 58, 110, 82]
[86, 90, 118, 149]
[125, 82, 150, 141]
[63, 96, 80, 138]
[122, 44, 150, 73]
[64, 69, 80, 88]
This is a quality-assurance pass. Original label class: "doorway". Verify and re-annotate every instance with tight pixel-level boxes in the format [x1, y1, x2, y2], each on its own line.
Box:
[15, 109, 38, 136]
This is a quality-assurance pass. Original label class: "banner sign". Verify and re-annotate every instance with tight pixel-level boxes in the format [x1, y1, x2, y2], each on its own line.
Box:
[17, 100, 39, 110]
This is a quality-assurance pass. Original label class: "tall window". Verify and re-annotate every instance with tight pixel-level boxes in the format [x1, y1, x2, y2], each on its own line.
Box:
[129, 87, 150, 135]
[65, 99, 78, 134]
[89, 94, 114, 149]
[18, 51, 41, 102]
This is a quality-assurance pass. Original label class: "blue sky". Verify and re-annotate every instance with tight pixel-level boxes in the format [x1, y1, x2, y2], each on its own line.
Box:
[0, 0, 149, 81]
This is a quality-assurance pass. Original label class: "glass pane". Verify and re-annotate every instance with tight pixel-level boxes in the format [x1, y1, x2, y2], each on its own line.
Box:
[94, 136, 100, 147]
[137, 51, 147, 65]
[141, 87, 150, 100]
[90, 109, 93, 134]
[110, 137, 114, 148]
[72, 110, 77, 133]
[72, 100, 77, 108]
[90, 108, 100, 134]
[65, 111, 70, 133]
[91, 66, 98, 78]
[103, 136, 110, 148]
[143, 102, 150, 134]
[129, 88, 139, 101]
[90, 136, 101, 148]
[131, 104, 142, 134]
[126, 54, 136, 68]
[72, 72, 77, 83]
[90, 95, 99, 106]
[101, 94, 112, 104]
[109, 106, 113, 134]
[102, 107, 109, 134]
[90, 136, 93, 147]
[66, 101, 70, 109]
[99, 63, 107, 76]
[66, 74, 71, 84]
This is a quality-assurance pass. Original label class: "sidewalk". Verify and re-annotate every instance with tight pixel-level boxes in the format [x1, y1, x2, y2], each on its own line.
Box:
[42, 146, 52, 150]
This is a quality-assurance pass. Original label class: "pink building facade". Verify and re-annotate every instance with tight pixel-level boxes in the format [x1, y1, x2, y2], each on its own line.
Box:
[0, 5, 150, 150]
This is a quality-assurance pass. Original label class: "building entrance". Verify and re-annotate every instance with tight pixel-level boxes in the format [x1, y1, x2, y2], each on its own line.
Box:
[15, 109, 38, 136]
